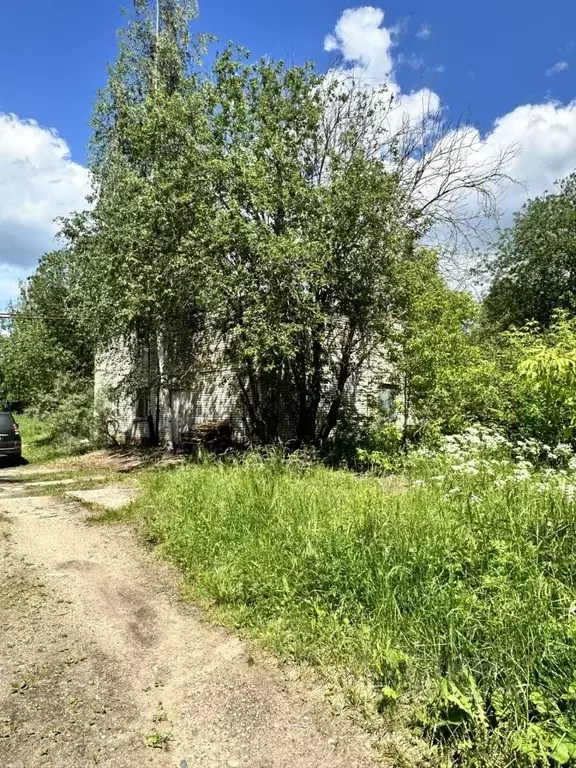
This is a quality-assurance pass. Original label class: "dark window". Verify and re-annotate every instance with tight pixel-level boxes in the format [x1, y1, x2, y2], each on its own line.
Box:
[135, 389, 149, 419]
[378, 385, 399, 423]
[0, 413, 14, 431]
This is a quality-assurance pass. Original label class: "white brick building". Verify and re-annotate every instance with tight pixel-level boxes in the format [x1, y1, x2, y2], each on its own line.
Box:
[95, 335, 399, 448]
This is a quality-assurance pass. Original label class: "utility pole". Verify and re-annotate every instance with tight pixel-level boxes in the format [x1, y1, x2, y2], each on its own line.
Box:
[154, 0, 161, 90]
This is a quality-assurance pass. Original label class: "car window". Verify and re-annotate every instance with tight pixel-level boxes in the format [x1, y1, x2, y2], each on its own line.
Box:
[0, 413, 14, 431]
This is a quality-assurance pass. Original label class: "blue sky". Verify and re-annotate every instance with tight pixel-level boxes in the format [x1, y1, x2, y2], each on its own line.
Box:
[1, 0, 576, 306]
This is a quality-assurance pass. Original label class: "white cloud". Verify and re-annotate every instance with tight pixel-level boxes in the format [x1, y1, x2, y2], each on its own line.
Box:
[416, 23, 431, 40]
[547, 60, 569, 76]
[483, 100, 576, 221]
[324, 7, 395, 84]
[324, 7, 576, 260]
[324, 7, 441, 133]
[0, 114, 89, 305]
[397, 52, 424, 70]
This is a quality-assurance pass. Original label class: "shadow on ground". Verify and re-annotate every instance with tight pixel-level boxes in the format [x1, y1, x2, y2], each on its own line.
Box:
[0, 457, 29, 473]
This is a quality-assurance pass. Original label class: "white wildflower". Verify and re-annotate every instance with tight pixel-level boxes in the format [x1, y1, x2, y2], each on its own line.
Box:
[513, 468, 531, 481]
[416, 448, 437, 458]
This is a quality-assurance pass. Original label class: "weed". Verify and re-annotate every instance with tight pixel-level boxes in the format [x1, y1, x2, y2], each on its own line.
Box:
[10, 678, 37, 694]
[85, 507, 136, 525]
[16, 414, 90, 465]
[145, 729, 171, 749]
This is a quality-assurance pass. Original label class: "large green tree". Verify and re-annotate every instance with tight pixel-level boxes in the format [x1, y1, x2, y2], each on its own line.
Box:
[389, 250, 504, 440]
[66, 18, 417, 446]
[64, 0, 208, 445]
[56, 0, 515, 448]
[195, 49, 414, 444]
[0, 249, 93, 406]
[485, 173, 576, 328]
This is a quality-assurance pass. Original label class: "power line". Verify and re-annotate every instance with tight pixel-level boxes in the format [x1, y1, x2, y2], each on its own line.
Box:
[0, 312, 71, 320]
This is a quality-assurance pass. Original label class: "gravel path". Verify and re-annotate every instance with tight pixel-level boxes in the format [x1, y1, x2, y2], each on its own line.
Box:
[0, 471, 379, 768]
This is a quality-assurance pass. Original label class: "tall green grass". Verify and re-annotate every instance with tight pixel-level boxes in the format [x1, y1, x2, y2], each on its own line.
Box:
[16, 414, 88, 464]
[134, 458, 576, 766]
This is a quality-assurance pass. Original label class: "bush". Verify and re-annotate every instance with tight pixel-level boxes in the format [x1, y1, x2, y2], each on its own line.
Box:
[25, 374, 94, 448]
[505, 313, 576, 444]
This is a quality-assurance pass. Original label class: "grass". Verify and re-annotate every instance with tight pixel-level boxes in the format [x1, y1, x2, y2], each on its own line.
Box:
[84, 505, 139, 525]
[16, 414, 89, 465]
[130, 455, 576, 767]
[145, 729, 171, 749]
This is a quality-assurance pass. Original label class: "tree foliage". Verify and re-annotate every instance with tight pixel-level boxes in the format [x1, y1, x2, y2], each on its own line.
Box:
[486, 173, 576, 328]
[0, 249, 93, 406]
[390, 251, 503, 439]
[64, 11, 423, 446]
[1, 0, 527, 449]
[504, 312, 576, 444]
[195, 49, 415, 443]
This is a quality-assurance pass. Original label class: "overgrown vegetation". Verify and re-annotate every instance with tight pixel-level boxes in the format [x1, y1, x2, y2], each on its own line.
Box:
[1, 2, 576, 765]
[1, 0, 511, 448]
[134, 433, 576, 766]
[485, 173, 576, 329]
[0, 2, 573, 454]
[14, 414, 91, 465]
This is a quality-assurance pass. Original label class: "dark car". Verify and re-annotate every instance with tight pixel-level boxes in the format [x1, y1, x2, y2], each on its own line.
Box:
[0, 412, 22, 463]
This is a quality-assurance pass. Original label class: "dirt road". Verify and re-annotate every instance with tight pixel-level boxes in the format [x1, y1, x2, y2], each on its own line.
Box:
[0, 466, 378, 768]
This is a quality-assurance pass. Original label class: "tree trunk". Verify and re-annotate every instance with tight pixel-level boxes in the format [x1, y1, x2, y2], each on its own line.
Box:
[292, 329, 324, 446]
[156, 331, 176, 450]
[317, 362, 350, 444]
[401, 375, 410, 450]
[318, 329, 355, 444]
[238, 361, 282, 445]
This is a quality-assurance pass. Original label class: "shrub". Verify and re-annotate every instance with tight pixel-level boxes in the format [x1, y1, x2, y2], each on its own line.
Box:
[27, 374, 94, 444]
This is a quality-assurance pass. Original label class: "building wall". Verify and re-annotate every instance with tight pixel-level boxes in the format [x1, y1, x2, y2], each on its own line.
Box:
[95, 335, 400, 447]
[164, 366, 246, 445]
[95, 338, 247, 446]
[346, 346, 398, 419]
[94, 341, 135, 442]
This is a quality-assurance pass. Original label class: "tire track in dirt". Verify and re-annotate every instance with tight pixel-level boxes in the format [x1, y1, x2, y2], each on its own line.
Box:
[0, 491, 379, 768]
